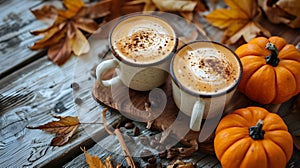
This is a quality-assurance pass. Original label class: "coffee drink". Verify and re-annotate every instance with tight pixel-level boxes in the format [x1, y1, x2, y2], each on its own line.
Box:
[97, 14, 178, 91]
[172, 41, 241, 95]
[170, 41, 242, 131]
[110, 15, 176, 64]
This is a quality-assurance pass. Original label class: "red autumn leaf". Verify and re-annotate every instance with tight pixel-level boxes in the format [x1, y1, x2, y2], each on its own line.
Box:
[27, 116, 80, 146]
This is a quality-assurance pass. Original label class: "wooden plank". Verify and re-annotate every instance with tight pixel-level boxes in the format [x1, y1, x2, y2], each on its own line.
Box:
[0, 40, 119, 167]
[0, 0, 48, 78]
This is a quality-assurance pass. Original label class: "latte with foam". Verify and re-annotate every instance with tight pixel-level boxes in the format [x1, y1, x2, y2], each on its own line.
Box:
[172, 41, 242, 95]
[110, 15, 177, 65]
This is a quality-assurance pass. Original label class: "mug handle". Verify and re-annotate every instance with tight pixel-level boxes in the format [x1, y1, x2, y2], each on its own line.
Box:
[190, 100, 205, 131]
[96, 59, 121, 87]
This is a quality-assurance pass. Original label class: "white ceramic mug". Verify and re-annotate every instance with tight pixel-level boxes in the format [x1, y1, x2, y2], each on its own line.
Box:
[170, 41, 242, 131]
[96, 14, 177, 91]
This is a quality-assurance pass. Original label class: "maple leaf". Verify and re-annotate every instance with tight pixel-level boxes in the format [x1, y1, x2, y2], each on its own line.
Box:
[81, 147, 120, 168]
[27, 116, 80, 146]
[30, 0, 112, 65]
[205, 0, 271, 44]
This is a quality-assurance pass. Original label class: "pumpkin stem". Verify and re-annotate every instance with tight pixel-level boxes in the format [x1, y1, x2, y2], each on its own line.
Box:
[249, 119, 265, 140]
[265, 42, 279, 66]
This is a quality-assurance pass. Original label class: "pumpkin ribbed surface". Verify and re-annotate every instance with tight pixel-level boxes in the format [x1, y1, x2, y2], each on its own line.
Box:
[214, 106, 293, 168]
[235, 36, 300, 104]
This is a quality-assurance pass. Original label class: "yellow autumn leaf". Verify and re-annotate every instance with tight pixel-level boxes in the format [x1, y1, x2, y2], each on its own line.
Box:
[27, 116, 80, 146]
[63, 0, 85, 12]
[81, 147, 120, 168]
[205, 0, 270, 44]
[72, 28, 90, 56]
[225, 0, 257, 17]
[30, 0, 111, 65]
[82, 147, 105, 168]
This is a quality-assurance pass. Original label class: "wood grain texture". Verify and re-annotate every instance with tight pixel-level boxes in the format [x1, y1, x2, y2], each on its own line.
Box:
[0, 0, 50, 78]
[0, 56, 120, 167]
[63, 121, 221, 168]
[0, 0, 299, 167]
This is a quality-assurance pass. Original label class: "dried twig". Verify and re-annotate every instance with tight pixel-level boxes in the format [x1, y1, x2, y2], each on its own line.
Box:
[102, 108, 136, 168]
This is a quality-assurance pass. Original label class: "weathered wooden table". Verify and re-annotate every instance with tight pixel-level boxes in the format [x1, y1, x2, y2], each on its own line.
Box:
[1, 0, 300, 167]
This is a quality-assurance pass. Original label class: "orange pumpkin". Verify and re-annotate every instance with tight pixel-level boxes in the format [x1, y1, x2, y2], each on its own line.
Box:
[235, 36, 300, 104]
[214, 106, 293, 168]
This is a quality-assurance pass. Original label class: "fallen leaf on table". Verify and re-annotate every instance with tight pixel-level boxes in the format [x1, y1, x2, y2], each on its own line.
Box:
[27, 116, 80, 146]
[126, 0, 156, 12]
[127, 0, 207, 21]
[153, 0, 197, 12]
[81, 147, 120, 168]
[259, 0, 300, 28]
[30, 0, 112, 65]
[205, 0, 271, 44]
[167, 160, 194, 168]
[126, 0, 208, 41]
[30, 4, 57, 24]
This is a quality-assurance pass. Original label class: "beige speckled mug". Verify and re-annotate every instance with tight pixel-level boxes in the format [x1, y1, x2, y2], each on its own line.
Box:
[96, 14, 177, 91]
[170, 41, 242, 131]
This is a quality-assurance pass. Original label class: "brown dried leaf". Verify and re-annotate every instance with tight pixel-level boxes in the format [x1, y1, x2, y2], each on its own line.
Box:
[130, 0, 157, 12]
[82, 147, 120, 168]
[259, 0, 300, 28]
[194, 1, 208, 12]
[27, 116, 80, 146]
[106, 0, 124, 21]
[30, 5, 57, 22]
[205, 0, 271, 44]
[121, 3, 145, 15]
[127, 0, 207, 18]
[152, 0, 197, 12]
[48, 36, 72, 65]
[30, 0, 112, 65]
[226, 21, 271, 44]
[180, 12, 194, 22]
[167, 160, 194, 168]
[30, 25, 67, 50]
[74, 18, 99, 33]
[77, 0, 112, 19]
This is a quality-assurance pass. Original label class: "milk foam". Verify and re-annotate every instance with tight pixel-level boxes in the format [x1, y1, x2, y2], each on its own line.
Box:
[173, 43, 240, 94]
[111, 16, 176, 64]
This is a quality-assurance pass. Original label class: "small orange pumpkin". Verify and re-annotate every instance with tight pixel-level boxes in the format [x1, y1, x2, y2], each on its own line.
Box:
[235, 36, 300, 104]
[214, 106, 293, 168]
